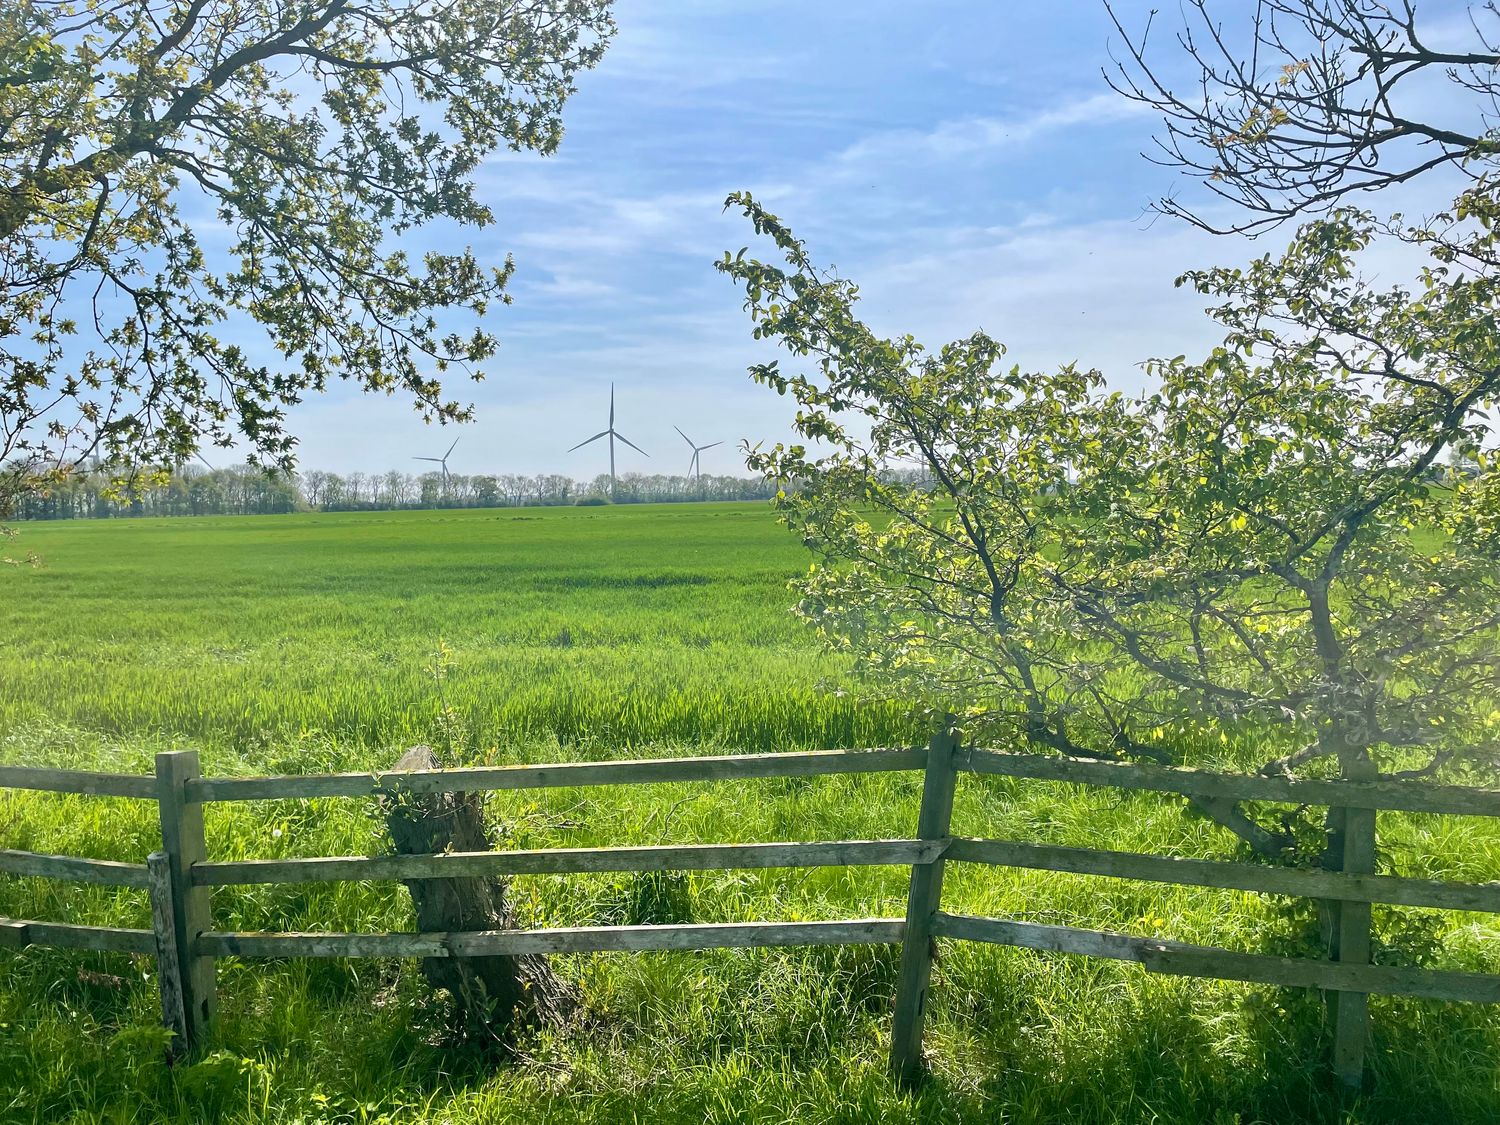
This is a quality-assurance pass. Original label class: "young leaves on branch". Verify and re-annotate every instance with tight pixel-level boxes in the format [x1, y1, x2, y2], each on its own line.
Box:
[719, 191, 1500, 864]
[0, 0, 614, 500]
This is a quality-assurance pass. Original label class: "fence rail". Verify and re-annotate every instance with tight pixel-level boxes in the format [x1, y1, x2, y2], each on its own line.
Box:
[931, 913, 1500, 1004]
[199, 919, 907, 959]
[0, 848, 150, 888]
[193, 839, 944, 886]
[0, 765, 157, 800]
[962, 746, 1500, 817]
[185, 746, 926, 802]
[1, 917, 157, 954]
[2, 734, 1498, 1089]
[945, 837, 1500, 913]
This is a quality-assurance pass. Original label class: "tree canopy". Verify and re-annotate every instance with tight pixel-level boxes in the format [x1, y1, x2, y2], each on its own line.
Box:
[0, 0, 613, 509]
[718, 189, 1499, 863]
[716, 1, 1500, 878]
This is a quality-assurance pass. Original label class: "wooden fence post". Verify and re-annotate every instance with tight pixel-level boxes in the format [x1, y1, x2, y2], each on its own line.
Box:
[1331, 795, 1377, 1088]
[147, 850, 189, 1056]
[890, 719, 960, 1086]
[155, 751, 215, 1046]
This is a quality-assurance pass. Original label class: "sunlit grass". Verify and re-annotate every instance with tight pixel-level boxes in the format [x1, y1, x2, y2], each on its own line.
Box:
[1, 505, 915, 752]
[1, 504, 1498, 1123]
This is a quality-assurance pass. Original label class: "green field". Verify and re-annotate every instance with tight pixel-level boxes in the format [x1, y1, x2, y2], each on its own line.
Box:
[3, 504, 1498, 1124]
[1, 504, 913, 753]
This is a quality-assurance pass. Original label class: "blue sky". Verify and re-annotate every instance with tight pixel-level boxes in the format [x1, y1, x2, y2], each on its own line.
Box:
[285, 0, 1466, 478]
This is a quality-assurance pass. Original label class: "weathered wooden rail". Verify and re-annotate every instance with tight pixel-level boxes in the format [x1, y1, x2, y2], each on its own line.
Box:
[2, 733, 1499, 1089]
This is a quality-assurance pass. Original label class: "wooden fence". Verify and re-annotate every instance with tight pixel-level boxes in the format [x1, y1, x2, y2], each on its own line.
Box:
[3, 729, 1500, 1089]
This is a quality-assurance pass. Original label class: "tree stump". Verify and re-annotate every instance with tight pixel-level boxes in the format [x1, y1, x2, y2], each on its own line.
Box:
[382, 745, 576, 1044]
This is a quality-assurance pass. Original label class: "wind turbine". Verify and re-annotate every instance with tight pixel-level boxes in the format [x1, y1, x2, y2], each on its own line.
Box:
[674, 426, 722, 491]
[569, 383, 647, 500]
[414, 436, 459, 501]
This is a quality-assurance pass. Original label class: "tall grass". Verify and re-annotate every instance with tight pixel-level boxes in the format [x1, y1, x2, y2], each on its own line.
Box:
[2, 504, 1498, 1123]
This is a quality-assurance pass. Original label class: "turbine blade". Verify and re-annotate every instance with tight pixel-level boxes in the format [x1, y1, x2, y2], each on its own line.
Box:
[568, 431, 610, 452]
[675, 426, 695, 448]
[445, 436, 460, 459]
[699, 442, 724, 452]
[615, 432, 649, 457]
[414, 457, 441, 463]
[610, 383, 615, 427]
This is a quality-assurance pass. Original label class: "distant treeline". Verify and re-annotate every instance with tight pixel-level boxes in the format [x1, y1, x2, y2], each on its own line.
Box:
[11, 464, 797, 520]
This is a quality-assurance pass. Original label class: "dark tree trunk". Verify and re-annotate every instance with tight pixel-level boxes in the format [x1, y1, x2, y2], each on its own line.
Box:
[382, 745, 577, 1043]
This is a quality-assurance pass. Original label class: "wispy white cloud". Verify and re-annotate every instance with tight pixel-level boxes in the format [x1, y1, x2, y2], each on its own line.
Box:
[523, 273, 622, 300]
[830, 93, 1154, 172]
[507, 188, 734, 260]
[602, 10, 808, 93]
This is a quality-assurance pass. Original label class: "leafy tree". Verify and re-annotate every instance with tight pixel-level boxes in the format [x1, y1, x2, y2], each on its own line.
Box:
[0, 0, 614, 517]
[715, 13, 1500, 983]
[301, 470, 331, 509]
[384, 469, 412, 507]
[718, 193, 1499, 873]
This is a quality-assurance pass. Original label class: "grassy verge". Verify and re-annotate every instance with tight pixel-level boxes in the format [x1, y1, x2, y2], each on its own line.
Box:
[3, 726, 1500, 1124]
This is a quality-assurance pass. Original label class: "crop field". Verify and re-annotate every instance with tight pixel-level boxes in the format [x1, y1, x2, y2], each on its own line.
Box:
[2, 503, 1499, 1124]
[0, 504, 913, 753]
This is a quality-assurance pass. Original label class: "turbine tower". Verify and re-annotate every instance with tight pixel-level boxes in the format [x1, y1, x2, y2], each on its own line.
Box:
[414, 436, 459, 502]
[674, 426, 722, 493]
[569, 383, 647, 500]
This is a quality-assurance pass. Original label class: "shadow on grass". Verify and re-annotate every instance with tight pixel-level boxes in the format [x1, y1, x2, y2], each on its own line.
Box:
[3, 948, 1499, 1124]
[933, 945, 1500, 1125]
